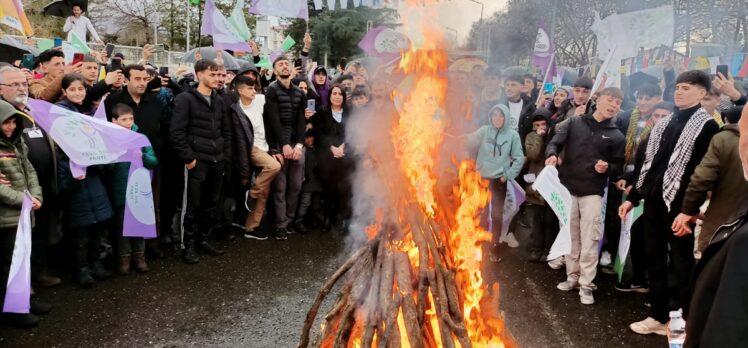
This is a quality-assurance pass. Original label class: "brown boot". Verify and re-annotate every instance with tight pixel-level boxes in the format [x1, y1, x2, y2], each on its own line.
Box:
[118, 255, 131, 275]
[133, 252, 150, 273]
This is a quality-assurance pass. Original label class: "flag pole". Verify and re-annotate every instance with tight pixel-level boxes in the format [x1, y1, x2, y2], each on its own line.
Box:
[186, 0, 191, 51]
[536, 52, 556, 105]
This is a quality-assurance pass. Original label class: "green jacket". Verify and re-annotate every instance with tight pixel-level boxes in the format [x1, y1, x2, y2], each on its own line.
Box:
[682, 124, 748, 252]
[0, 101, 43, 229]
[105, 124, 158, 207]
[467, 105, 525, 180]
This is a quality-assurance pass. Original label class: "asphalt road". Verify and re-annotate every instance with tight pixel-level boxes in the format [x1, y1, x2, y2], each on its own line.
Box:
[0, 226, 666, 348]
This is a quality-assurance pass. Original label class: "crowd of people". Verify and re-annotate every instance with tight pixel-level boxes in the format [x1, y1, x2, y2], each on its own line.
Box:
[1, 22, 748, 347]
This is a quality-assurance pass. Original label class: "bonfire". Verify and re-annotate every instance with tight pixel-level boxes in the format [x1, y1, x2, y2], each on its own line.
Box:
[298, 2, 512, 347]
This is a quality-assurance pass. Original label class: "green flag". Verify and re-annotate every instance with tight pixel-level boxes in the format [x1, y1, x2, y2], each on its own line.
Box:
[227, 0, 251, 41]
[189, 0, 200, 5]
[68, 31, 91, 53]
[36, 38, 54, 51]
[255, 55, 272, 70]
[280, 36, 295, 52]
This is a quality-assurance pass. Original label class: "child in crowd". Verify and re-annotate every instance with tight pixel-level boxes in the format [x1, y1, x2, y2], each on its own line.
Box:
[523, 108, 559, 262]
[296, 129, 325, 232]
[701, 88, 724, 126]
[106, 104, 159, 275]
[467, 104, 525, 262]
[0, 101, 44, 327]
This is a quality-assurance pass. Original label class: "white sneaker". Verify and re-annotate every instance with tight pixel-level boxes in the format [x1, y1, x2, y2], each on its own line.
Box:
[501, 233, 519, 248]
[547, 256, 565, 270]
[579, 286, 594, 305]
[630, 317, 668, 336]
[600, 251, 612, 266]
[556, 279, 579, 291]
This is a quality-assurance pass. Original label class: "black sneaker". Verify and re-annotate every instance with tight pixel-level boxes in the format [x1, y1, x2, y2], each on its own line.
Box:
[294, 219, 309, 234]
[3, 313, 39, 328]
[245, 191, 257, 212]
[244, 230, 269, 240]
[90, 261, 111, 280]
[30, 297, 52, 315]
[286, 224, 297, 235]
[76, 268, 95, 288]
[199, 242, 225, 256]
[615, 282, 650, 293]
[182, 247, 200, 264]
[276, 228, 288, 240]
[601, 265, 616, 275]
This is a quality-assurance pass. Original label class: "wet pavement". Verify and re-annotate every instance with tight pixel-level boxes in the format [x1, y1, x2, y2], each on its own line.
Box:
[0, 227, 666, 348]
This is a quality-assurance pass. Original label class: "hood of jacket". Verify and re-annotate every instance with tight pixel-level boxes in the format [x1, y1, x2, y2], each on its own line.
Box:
[0, 100, 24, 144]
[487, 103, 510, 133]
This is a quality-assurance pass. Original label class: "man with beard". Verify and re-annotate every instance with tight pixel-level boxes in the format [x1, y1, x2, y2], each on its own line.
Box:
[265, 57, 306, 240]
[79, 55, 122, 112]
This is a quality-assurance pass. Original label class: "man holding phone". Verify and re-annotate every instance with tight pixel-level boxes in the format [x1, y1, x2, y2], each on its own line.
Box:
[29, 49, 83, 102]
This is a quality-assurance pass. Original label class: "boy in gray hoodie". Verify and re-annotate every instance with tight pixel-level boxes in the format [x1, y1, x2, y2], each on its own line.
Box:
[467, 104, 525, 262]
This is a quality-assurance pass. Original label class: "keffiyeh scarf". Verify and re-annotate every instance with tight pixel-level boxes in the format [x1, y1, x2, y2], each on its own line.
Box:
[636, 107, 713, 211]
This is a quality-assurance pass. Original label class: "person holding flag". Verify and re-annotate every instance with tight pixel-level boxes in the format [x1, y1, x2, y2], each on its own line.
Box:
[0, 100, 43, 327]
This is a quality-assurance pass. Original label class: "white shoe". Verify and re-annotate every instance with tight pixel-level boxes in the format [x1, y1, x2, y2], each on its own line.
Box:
[556, 279, 580, 291]
[547, 256, 565, 270]
[630, 317, 667, 336]
[600, 251, 612, 266]
[501, 233, 519, 248]
[579, 286, 594, 305]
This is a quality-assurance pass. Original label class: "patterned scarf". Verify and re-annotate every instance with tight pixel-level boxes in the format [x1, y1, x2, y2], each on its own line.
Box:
[624, 108, 654, 165]
[636, 107, 713, 211]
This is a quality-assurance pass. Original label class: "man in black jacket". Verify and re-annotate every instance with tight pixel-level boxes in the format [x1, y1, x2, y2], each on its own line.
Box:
[170, 59, 232, 264]
[684, 104, 748, 347]
[620, 70, 720, 336]
[545, 87, 625, 306]
[265, 57, 306, 240]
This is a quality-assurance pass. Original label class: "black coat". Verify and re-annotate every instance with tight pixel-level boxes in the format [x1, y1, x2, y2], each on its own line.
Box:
[685, 212, 748, 348]
[498, 94, 536, 144]
[105, 87, 167, 156]
[265, 80, 306, 148]
[170, 88, 233, 164]
[230, 100, 277, 181]
[546, 114, 625, 196]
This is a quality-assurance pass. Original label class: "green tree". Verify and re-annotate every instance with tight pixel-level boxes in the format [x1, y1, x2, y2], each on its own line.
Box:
[285, 4, 398, 66]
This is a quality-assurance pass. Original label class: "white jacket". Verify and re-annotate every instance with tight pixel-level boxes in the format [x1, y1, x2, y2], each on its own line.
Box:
[63, 15, 101, 43]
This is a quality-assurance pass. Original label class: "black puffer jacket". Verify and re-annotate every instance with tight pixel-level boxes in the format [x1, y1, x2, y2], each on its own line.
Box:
[546, 113, 625, 196]
[170, 87, 233, 164]
[265, 80, 306, 148]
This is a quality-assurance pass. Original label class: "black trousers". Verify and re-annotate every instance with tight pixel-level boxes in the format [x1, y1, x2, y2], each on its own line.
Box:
[628, 217, 647, 285]
[31, 193, 60, 279]
[525, 203, 559, 254]
[483, 179, 506, 256]
[74, 223, 105, 269]
[643, 195, 695, 323]
[183, 160, 225, 248]
[159, 156, 185, 243]
[0, 227, 16, 310]
[603, 183, 623, 255]
[318, 156, 353, 223]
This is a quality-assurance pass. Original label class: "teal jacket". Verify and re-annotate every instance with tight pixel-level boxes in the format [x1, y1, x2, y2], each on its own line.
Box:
[467, 105, 525, 180]
[105, 124, 158, 207]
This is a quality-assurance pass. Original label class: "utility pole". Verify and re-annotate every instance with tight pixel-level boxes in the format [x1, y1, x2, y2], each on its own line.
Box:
[467, 0, 485, 60]
[186, 0, 191, 51]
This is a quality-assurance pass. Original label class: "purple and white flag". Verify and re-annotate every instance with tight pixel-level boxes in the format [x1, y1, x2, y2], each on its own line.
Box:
[357, 26, 409, 63]
[3, 192, 32, 313]
[531, 20, 556, 79]
[92, 96, 107, 121]
[249, 0, 308, 20]
[27, 99, 157, 238]
[202, 0, 251, 52]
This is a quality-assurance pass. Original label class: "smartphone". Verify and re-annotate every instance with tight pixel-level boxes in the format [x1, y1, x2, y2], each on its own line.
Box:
[105, 44, 115, 57]
[153, 44, 165, 53]
[109, 58, 123, 72]
[53, 37, 63, 48]
[159, 66, 169, 76]
[294, 58, 302, 68]
[307, 99, 316, 111]
[716, 65, 729, 78]
[21, 54, 35, 70]
[543, 82, 554, 95]
[72, 53, 84, 65]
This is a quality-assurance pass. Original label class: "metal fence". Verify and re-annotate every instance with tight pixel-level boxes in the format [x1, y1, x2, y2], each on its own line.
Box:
[6, 35, 186, 69]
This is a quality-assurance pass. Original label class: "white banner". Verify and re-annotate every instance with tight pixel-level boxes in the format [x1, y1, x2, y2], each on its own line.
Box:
[532, 166, 572, 260]
[591, 5, 674, 60]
